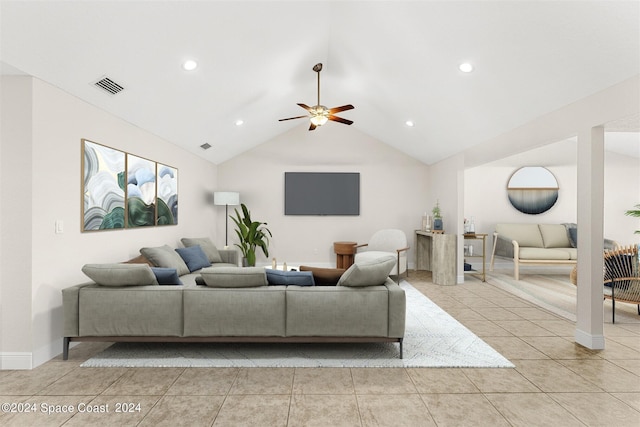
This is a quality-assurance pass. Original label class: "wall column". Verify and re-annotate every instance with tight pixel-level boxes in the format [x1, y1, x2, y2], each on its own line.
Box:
[575, 126, 605, 349]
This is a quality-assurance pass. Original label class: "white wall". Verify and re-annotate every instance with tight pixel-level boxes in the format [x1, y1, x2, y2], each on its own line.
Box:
[217, 123, 430, 267]
[464, 137, 640, 254]
[427, 153, 465, 283]
[1, 77, 34, 367]
[0, 76, 219, 368]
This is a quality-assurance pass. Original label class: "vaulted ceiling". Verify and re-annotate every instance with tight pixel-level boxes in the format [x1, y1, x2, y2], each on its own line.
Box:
[1, 1, 638, 165]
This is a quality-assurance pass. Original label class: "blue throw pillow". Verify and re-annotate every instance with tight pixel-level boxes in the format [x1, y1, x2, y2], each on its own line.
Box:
[151, 267, 184, 286]
[175, 245, 212, 272]
[266, 269, 315, 286]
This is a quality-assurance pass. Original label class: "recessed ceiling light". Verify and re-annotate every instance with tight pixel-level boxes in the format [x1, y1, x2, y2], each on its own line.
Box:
[182, 60, 198, 71]
[459, 63, 474, 73]
[235, 119, 244, 126]
[405, 120, 415, 127]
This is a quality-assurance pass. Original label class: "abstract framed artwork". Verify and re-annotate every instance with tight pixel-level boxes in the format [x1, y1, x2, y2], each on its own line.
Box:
[82, 139, 126, 231]
[126, 154, 157, 227]
[81, 139, 179, 231]
[157, 163, 178, 225]
[507, 166, 559, 214]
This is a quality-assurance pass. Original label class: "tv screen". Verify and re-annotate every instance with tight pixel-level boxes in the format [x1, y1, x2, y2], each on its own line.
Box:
[284, 172, 360, 215]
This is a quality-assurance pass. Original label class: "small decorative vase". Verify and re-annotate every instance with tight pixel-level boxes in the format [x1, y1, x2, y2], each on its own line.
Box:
[242, 257, 249, 267]
[433, 218, 443, 231]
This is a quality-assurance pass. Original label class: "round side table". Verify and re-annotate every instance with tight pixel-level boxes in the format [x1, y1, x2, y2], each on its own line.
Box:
[334, 241, 357, 269]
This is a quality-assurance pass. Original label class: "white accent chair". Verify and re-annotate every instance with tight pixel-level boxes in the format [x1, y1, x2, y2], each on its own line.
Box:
[354, 229, 410, 282]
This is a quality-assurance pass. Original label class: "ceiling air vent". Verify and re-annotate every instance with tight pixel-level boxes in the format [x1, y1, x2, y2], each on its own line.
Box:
[200, 143, 212, 150]
[93, 76, 125, 95]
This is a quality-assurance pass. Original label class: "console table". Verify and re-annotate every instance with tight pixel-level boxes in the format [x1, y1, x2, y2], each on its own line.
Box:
[415, 231, 456, 285]
[463, 233, 487, 282]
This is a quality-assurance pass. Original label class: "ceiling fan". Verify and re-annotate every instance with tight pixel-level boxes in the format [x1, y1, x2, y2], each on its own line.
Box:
[279, 63, 354, 131]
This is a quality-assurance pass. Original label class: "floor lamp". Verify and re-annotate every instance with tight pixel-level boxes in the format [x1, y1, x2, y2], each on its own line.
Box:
[213, 191, 240, 248]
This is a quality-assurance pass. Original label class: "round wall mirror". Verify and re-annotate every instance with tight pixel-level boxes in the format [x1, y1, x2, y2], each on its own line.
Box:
[507, 166, 559, 214]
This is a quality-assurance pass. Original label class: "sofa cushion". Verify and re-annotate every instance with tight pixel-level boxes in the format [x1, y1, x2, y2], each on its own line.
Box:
[81, 263, 159, 287]
[140, 245, 190, 276]
[496, 223, 544, 248]
[200, 266, 267, 288]
[175, 245, 212, 272]
[266, 269, 315, 286]
[151, 267, 184, 285]
[338, 255, 396, 287]
[539, 224, 572, 248]
[518, 247, 572, 260]
[181, 237, 223, 263]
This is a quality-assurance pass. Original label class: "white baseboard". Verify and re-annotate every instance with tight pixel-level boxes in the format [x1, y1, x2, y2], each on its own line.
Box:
[574, 329, 605, 350]
[0, 352, 32, 370]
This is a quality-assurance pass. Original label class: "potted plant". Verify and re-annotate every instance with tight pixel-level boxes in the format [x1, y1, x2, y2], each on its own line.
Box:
[625, 204, 640, 234]
[432, 200, 443, 231]
[231, 203, 272, 266]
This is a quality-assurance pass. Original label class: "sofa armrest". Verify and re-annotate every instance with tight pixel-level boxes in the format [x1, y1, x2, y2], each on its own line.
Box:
[218, 249, 238, 266]
[493, 233, 516, 259]
[385, 279, 406, 338]
[62, 283, 93, 337]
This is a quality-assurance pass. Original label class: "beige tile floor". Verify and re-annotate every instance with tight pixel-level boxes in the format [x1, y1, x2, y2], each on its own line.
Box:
[1, 270, 639, 426]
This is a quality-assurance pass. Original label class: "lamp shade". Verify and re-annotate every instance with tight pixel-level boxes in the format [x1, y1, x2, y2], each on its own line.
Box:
[213, 191, 240, 206]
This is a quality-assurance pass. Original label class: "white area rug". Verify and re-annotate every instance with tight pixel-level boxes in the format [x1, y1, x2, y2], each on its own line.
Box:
[81, 282, 514, 368]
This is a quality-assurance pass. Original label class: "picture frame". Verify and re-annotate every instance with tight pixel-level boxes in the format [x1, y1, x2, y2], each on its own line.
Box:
[81, 139, 126, 231]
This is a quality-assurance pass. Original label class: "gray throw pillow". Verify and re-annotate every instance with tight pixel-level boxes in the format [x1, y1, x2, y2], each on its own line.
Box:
[81, 263, 159, 287]
[337, 255, 396, 287]
[140, 244, 190, 276]
[181, 237, 223, 263]
[200, 266, 267, 288]
[175, 245, 212, 272]
[266, 269, 315, 286]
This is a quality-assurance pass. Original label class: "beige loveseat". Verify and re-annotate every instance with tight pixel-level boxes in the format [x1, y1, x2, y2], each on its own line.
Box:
[62, 247, 406, 360]
[490, 223, 618, 279]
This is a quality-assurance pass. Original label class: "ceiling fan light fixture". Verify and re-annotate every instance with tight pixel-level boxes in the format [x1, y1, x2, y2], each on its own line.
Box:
[310, 115, 329, 126]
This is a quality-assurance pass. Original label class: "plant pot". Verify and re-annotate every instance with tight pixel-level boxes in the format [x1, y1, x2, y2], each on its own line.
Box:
[242, 251, 256, 267]
[433, 218, 443, 231]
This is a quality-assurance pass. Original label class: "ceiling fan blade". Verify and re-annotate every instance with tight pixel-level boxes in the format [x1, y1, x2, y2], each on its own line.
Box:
[278, 115, 308, 122]
[309, 123, 317, 131]
[328, 115, 353, 125]
[328, 104, 354, 114]
[297, 103, 313, 112]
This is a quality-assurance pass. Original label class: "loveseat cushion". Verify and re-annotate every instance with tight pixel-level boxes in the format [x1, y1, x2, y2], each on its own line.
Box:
[518, 247, 572, 260]
[266, 269, 315, 286]
[175, 245, 211, 272]
[495, 223, 544, 248]
[539, 224, 571, 248]
[181, 237, 223, 263]
[200, 266, 268, 288]
[81, 263, 159, 287]
[140, 244, 190, 276]
[337, 255, 396, 287]
[151, 267, 184, 285]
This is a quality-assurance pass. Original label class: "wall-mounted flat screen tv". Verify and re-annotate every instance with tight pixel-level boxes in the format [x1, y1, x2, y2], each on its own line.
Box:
[284, 172, 360, 216]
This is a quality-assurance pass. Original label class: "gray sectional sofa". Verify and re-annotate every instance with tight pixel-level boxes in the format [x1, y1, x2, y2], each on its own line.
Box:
[62, 241, 406, 359]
